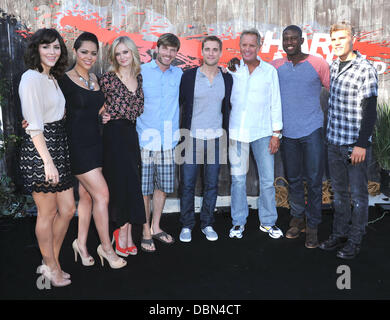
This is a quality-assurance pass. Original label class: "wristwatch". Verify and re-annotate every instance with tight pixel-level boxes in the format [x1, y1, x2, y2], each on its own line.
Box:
[272, 132, 282, 139]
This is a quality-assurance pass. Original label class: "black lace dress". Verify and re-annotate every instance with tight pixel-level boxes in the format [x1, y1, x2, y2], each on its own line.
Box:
[19, 70, 73, 194]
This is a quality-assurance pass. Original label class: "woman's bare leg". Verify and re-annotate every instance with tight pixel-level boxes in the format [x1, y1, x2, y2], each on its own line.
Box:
[119, 223, 128, 249]
[127, 224, 135, 248]
[33, 189, 74, 281]
[75, 182, 93, 257]
[33, 191, 58, 271]
[76, 168, 117, 255]
[53, 188, 76, 267]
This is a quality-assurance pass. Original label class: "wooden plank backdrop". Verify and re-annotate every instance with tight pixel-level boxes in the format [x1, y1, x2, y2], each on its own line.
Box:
[0, 0, 388, 200]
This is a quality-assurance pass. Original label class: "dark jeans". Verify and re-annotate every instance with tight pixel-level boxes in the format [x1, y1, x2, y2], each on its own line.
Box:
[280, 128, 324, 228]
[327, 143, 369, 244]
[180, 137, 221, 229]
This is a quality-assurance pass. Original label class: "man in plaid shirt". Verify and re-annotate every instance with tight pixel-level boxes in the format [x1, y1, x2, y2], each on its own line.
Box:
[319, 22, 378, 259]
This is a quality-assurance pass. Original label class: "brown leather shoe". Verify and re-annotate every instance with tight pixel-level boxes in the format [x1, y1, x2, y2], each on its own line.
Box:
[305, 226, 318, 249]
[285, 217, 305, 239]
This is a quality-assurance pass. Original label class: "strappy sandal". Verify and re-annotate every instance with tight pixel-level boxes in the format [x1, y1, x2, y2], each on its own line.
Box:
[140, 238, 156, 252]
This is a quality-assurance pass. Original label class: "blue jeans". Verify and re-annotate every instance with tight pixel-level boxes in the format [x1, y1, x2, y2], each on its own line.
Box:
[180, 137, 221, 229]
[229, 136, 277, 227]
[280, 128, 324, 228]
[327, 143, 369, 244]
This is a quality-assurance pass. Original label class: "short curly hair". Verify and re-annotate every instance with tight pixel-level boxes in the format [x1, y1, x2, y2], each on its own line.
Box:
[24, 28, 68, 79]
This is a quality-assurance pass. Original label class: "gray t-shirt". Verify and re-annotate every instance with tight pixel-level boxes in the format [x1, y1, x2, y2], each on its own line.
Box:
[190, 68, 225, 140]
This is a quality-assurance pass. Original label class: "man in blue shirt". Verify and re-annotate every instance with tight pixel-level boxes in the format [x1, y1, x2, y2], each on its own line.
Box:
[137, 33, 183, 252]
[271, 25, 330, 249]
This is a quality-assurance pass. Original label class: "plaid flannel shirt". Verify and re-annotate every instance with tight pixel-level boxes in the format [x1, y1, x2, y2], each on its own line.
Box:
[326, 51, 378, 146]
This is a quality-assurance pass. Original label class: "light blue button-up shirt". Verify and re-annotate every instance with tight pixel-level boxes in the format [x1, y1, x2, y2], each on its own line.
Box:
[137, 60, 183, 151]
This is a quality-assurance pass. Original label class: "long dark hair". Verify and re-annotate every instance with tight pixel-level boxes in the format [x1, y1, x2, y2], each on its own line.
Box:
[24, 28, 68, 79]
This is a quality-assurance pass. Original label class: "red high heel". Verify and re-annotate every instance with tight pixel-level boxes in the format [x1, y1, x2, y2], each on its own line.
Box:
[111, 229, 129, 257]
[127, 245, 138, 256]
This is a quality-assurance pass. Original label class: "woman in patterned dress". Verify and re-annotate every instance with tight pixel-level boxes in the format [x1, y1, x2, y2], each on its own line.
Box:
[99, 36, 147, 256]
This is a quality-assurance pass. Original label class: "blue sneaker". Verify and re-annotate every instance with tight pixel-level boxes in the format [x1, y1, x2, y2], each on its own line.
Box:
[179, 228, 192, 242]
[202, 226, 218, 241]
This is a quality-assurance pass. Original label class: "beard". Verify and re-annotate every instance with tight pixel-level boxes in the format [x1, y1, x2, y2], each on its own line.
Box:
[156, 54, 173, 67]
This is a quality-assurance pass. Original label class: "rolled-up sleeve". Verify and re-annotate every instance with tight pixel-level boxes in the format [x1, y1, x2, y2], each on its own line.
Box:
[19, 73, 44, 137]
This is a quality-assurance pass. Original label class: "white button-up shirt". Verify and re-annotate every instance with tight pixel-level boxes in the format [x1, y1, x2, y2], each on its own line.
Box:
[229, 57, 283, 143]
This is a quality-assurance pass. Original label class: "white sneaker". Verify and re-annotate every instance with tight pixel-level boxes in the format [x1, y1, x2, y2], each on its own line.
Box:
[229, 225, 244, 239]
[179, 228, 192, 242]
[201, 226, 218, 241]
[259, 225, 284, 239]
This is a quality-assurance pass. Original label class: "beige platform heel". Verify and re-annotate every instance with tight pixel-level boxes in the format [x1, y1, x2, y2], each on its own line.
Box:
[72, 239, 95, 266]
[97, 245, 127, 269]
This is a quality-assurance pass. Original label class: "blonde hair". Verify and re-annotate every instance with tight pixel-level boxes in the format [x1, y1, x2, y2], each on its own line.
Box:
[108, 36, 141, 76]
[330, 21, 355, 37]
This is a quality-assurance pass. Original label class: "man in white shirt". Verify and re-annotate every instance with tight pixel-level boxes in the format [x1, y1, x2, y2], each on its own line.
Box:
[228, 28, 283, 239]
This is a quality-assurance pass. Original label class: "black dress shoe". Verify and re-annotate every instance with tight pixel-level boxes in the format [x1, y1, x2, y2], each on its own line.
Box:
[336, 241, 360, 259]
[319, 235, 347, 251]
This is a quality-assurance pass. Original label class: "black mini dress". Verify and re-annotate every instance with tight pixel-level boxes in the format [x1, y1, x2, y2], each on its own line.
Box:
[58, 74, 105, 175]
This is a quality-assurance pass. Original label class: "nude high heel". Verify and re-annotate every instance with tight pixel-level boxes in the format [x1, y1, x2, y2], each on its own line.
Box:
[72, 239, 95, 266]
[38, 265, 71, 287]
[97, 245, 127, 269]
[37, 260, 70, 279]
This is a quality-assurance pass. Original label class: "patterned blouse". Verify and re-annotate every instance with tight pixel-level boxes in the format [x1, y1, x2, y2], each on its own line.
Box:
[99, 72, 144, 122]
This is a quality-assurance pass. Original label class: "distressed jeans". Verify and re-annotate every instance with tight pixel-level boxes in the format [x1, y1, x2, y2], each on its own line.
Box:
[229, 136, 278, 227]
[327, 143, 369, 244]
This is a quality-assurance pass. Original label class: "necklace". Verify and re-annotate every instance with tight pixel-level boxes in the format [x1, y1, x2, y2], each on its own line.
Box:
[74, 69, 95, 90]
[118, 70, 134, 82]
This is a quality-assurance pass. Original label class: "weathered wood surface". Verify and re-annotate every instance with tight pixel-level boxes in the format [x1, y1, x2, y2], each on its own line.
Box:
[0, 0, 388, 196]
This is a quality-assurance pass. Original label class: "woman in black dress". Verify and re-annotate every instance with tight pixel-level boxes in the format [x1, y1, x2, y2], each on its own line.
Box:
[59, 32, 126, 269]
[100, 36, 146, 255]
[19, 28, 75, 287]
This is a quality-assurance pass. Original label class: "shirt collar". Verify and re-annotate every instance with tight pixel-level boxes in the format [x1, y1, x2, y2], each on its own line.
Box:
[150, 59, 173, 72]
[197, 66, 221, 78]
[334, 50, 362, 67]
[240, 55, 262, 65]
[239, 56, 263, 71]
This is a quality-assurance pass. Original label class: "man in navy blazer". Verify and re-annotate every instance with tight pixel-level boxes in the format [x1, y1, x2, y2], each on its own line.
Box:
[178, 35, 233, 242]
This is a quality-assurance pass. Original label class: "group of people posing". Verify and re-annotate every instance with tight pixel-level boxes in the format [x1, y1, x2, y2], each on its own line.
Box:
[18, 21, 378, 288]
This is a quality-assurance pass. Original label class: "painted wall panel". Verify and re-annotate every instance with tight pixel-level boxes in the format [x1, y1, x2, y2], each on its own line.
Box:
[0, 0, 388, 197]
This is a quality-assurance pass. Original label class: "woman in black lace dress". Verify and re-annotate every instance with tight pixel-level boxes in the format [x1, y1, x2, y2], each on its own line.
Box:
[19, 28, 75, 287]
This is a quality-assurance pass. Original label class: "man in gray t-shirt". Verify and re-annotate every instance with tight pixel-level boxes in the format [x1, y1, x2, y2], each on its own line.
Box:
[178, 36, 233, 243]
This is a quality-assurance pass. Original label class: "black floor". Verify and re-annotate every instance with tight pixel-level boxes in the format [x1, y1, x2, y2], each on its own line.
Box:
[0, 206, 389, 302]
